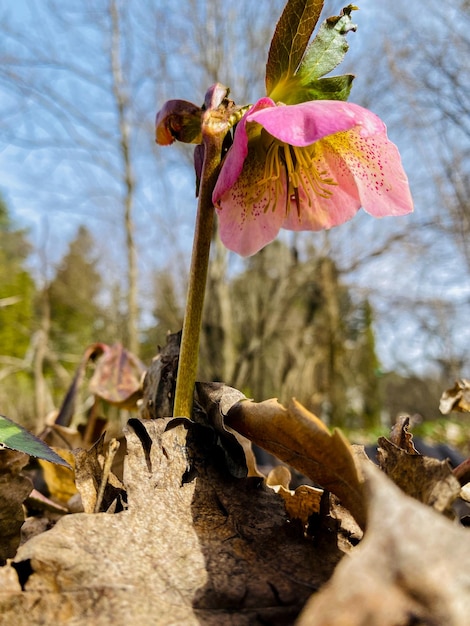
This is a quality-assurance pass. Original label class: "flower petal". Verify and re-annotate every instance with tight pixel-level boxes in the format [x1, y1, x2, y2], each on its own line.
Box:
[213, 98, 275, 203]
[324, 128, 413, 217]
[248, 100, 384, 147]
[216, 144, 286, 256]
[282, 140, 362, 231]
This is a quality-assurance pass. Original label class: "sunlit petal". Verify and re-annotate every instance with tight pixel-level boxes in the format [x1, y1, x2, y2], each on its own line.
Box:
[216, 145, 286, 256]
[248, 100, 383, 147]
[213, 98, 274, 201]
[324, 129, 414, 217]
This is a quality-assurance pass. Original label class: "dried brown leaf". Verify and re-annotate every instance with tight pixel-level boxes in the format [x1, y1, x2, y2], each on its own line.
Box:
[140, 330, 181, 419]
[377, 437, 461, 515]
[454, 457, 470, 486]
[193, 382, 254, 479]
[225, 396, 366, 528]
[297, 464, 470, 626]
[266, 466, 323, 527]
[0, 418, 343, 625]
[73, 434, 125, 513]
[38, 449, 77, 505]
[389, 415, 419, 454]
[440, 378, 470, 414]
[0, 450, 33, 562]
[89, 342, 146, 408]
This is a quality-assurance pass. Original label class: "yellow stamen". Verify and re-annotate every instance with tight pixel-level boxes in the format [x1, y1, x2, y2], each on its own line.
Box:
[255, 136, 337, 217]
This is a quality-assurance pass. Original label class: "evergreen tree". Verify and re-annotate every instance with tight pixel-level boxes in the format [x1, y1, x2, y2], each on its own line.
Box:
[141, 269, 183, 363]
[0, 195, 36, 359]
[48, 226, 106, 360]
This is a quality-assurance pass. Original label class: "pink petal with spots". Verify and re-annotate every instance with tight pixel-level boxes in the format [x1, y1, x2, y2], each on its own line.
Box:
[325, 129, 413, 217]
[216, 144, 285, 256]
[282, 141, 362, 231]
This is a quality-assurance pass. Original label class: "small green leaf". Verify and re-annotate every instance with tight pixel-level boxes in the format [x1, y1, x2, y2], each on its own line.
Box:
[285, 74, 355, 104]
[297, 5, 358, 84]
[0, 414, 71, 468]
[266, 0, 324, 96]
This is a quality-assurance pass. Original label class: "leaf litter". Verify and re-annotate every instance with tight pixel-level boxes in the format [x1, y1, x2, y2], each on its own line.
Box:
[0, 342, 469, 624]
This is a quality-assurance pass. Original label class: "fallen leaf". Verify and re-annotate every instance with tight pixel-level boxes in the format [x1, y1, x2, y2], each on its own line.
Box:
[389, 415, 419, 454]
[194, 382, 258, 479]
[89, 343, 146, 409]
[0, 418, 348, 625]
[38, 449, 77, 505]
[297, 464, 470, 626]
[224, 393, 367, 528]
[440, 379, 470, 414]
[377, 437, 461, 515]
[454, 457, 470, 486]
[73, 434, 125, 513]
[0, 449, 33, 562]
[266, 465, 323, 528]
[140, 331, 181, 419]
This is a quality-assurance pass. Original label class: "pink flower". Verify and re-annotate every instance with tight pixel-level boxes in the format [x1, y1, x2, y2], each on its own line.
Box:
[212, 97, 413, 257]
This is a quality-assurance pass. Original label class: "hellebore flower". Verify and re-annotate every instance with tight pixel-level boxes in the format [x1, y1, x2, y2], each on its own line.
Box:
[212, 97, 413, 257]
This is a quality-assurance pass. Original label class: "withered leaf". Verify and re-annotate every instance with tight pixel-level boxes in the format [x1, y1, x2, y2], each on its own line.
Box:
[73, 434, 125, 513]
[190, 382, 252, 479]
[454, 457, 470, 486]
[53, 342, 107, 427]
[89, 342, 146, 408]
[297, 464, 470, 626]
[1, 418, 341, 625]
[440, 378, 470, 414]
[140, 330, 181, 419]
[38, 449, 77, 505]
[389, 415, 419, 453]
[223, 391, 366, 528]
[377, 437, 461, 515]
[266, 465, 323, 527]
[0, 449, 33, 562]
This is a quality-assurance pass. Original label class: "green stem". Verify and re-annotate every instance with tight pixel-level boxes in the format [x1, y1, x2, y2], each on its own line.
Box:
[173, 137, 223, 418]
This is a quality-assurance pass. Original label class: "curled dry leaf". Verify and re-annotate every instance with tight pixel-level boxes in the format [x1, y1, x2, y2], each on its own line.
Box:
[440, 378, 470, 414]
[266, 465, 323, 528]
[38, 449, 77, 506]
[297, 464, 470, 626]
[454, 457, 470, 486]
[140, 331, 181, 419]
[194, 382, 259, 479]
[73, 434, 125, 514]
[377, 437, 461, 516]
[388, 415, 419, 454]
[224, 393, 366, 529]
[89, 342, 146, 409]
[0, 449, 33, 562]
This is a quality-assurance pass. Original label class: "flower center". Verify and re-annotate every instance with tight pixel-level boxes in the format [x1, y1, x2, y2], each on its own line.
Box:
[257, 132, 337, 216]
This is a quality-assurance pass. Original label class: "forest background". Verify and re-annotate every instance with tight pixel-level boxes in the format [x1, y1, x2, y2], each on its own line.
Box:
[0, 0, 469, 448]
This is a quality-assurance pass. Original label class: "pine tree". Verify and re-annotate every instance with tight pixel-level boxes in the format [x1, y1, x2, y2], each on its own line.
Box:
[0, 195, 36, 359]
[48, 226, 106, 361]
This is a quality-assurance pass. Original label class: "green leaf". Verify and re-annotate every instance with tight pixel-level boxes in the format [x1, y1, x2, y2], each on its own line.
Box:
[297, 5, 358, 84]
[266, 0, 324, 96]
[0, 414, 71, 467]
[285, 74, 355, 104]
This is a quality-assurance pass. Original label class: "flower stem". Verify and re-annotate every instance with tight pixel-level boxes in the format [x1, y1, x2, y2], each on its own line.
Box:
[173, 137, 223, 418]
